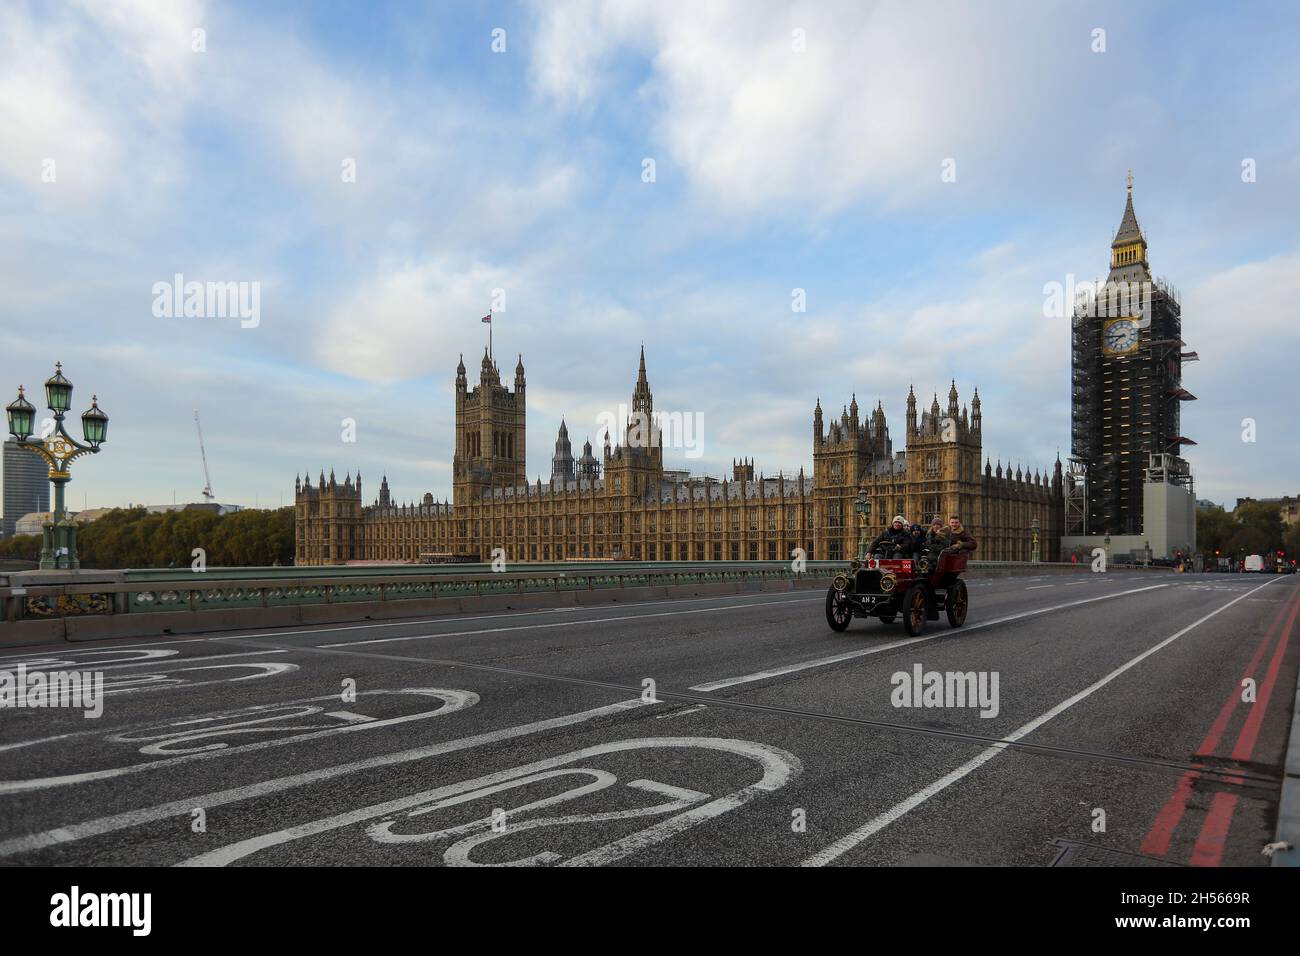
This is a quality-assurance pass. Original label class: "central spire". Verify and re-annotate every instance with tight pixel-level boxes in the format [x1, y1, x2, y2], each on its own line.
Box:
[1108, 171, 1149, 280]
[631, 344, 652, 415]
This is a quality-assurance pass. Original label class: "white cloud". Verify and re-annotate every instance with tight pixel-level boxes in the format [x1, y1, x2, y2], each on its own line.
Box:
[529, 0, 1067, 215]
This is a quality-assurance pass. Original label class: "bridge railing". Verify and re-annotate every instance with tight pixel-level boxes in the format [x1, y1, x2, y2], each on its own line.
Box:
[0, 558, 1118, 623]
[0, 562, 847, 622]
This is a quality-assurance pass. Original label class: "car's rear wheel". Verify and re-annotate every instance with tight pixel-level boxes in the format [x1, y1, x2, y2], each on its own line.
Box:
[825, 587, 852, 632]
[903, 583, 928, 636]
[945, 579, 968, 627]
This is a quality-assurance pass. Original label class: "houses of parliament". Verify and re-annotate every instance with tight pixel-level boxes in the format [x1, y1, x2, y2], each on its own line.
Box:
[294, 346, 1062, 565]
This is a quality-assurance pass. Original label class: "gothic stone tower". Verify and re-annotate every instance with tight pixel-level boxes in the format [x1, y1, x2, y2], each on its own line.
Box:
[603, 347, 664, 504]
[1069, 175, 1193, 536]
[453, 350, 527, 506]
[905, 381, 983, 524]
[294, 469, 362, 563]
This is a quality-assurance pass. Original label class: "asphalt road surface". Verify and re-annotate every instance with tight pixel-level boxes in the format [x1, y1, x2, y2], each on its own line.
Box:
[1, 570, 1296, 867]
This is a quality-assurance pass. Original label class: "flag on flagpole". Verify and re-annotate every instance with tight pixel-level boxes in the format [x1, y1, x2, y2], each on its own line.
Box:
[481, 313, 492, 323]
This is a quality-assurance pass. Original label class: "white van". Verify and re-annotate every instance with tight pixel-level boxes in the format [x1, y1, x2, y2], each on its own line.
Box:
[1244, 554, 1265, 573]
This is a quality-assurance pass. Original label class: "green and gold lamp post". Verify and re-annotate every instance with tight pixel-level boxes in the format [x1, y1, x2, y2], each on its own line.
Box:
[6, 363, 108, 570]
[854, 489, 870, 561]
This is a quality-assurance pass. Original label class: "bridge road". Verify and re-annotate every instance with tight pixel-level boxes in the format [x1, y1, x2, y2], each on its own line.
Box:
[0, 572, 1295, 867]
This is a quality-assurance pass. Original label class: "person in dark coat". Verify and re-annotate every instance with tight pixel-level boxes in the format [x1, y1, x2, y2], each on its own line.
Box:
[907, 523, 927, 559]
[869, 515, 911, 556]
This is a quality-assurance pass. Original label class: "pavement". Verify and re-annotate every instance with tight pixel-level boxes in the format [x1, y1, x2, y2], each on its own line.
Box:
[0, 570, 1296, 867]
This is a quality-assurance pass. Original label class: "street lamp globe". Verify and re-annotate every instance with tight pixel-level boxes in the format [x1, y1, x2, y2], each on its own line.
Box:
[6, 385, 36, 440]
[81, 395, 109, 446]
[45, 362, 73, 414]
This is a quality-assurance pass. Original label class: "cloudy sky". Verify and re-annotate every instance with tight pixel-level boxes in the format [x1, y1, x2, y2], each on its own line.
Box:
[1, 0, 1297, 513]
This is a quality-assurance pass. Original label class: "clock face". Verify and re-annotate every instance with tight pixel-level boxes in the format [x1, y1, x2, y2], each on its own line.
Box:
[1103, 318, 1140, 355]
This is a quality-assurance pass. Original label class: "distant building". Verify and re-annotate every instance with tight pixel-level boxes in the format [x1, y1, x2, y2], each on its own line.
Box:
[1196, 499, 1221, 511]
[2, 440, 49, 539]
[15, 511, 65, 536]
[296, 349, 1061, 565]
[1062, 177, 1197, 561]
[1236, 495, 1299, 526]
[144, 502, 243, 516]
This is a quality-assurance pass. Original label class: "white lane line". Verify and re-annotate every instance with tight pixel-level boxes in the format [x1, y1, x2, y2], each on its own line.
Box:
[1, 648, 290, 672]
[317, 597, 822, 649]
[689, 584, 1168, 693]
[0, 590, 828, 661]
[801, 576, 1281, 867]
[0, 698, 650, 858]
[1026, 585, 1054, 590]
[214, 590, 821, 645]
[656, 705, 708, 719]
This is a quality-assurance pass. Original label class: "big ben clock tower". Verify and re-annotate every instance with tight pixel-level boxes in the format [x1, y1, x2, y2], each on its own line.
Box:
[1064, 174, 1198, 559]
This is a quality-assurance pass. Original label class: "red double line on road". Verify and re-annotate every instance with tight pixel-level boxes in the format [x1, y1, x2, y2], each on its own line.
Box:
[1140, 581, 1299, 864]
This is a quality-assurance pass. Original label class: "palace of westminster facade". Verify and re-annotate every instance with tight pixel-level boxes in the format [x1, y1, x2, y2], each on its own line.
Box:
[295, 347, 1063, 565]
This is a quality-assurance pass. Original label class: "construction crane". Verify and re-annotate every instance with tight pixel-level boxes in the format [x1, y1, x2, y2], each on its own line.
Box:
[194, 409, 215, 502]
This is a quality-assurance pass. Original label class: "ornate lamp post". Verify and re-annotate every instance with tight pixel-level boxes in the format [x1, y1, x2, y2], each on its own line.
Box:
[854, 490, 870, 561]
[1031, 515, 1041, 564]
[6, 363, 108, 570]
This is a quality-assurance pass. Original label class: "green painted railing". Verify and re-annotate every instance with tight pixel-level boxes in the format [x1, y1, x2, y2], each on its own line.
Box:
[1, 561, 851, 622]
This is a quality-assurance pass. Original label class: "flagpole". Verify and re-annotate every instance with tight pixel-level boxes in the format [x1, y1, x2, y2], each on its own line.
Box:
[489, 309, 493, 361]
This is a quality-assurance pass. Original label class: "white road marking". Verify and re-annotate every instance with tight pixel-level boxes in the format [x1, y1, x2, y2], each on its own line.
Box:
[53, 648, 290, 672]
[0, 648, 179, 669]
[690, 584, 1169, 692]
[0, 590, 829, 661]
[100, 662, 297, 696]
[216, 590, 823, 645]
[0, 698, 650, 858]
[801, 576, 1281, 866]
[1026, 585, 1054, 590]
[655, 705, 707, 719]
[0, 689, 475, 795]
[177, 737, 800, 867]
[317, 597, 822, 649]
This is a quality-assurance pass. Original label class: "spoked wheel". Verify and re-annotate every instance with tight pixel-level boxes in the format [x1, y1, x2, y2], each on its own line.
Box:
[825, 587, 852, 632]
[902, 583, 928, 636]
[945, 579, 969, 627]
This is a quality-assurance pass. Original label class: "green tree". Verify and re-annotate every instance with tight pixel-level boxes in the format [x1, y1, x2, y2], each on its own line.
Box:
[75, 507, 295, 569]
[1196, 507, 1236, 556]
[1234, 502, 1285, 554]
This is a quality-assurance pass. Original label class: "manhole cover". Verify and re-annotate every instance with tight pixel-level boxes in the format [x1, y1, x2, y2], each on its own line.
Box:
[1049, 839, 1183, 867]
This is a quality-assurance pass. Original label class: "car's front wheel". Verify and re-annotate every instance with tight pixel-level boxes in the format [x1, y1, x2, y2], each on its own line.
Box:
[825, 587, 852, 632]
[903, 583, 928, 636]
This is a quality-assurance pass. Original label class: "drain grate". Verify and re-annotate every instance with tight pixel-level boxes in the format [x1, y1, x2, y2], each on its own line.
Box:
[1048, 839, 1183, 867]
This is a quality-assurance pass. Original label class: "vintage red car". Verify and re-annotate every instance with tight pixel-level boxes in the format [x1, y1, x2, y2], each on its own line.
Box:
[825, 550, 969, 635]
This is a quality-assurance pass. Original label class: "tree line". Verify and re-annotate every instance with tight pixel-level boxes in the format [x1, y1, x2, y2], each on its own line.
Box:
[1197, 501, 1300, 561]
[0, 507, 295, 568]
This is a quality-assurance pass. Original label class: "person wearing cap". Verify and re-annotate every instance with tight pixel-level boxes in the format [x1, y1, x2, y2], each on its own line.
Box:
[869, 515, 912, 557]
